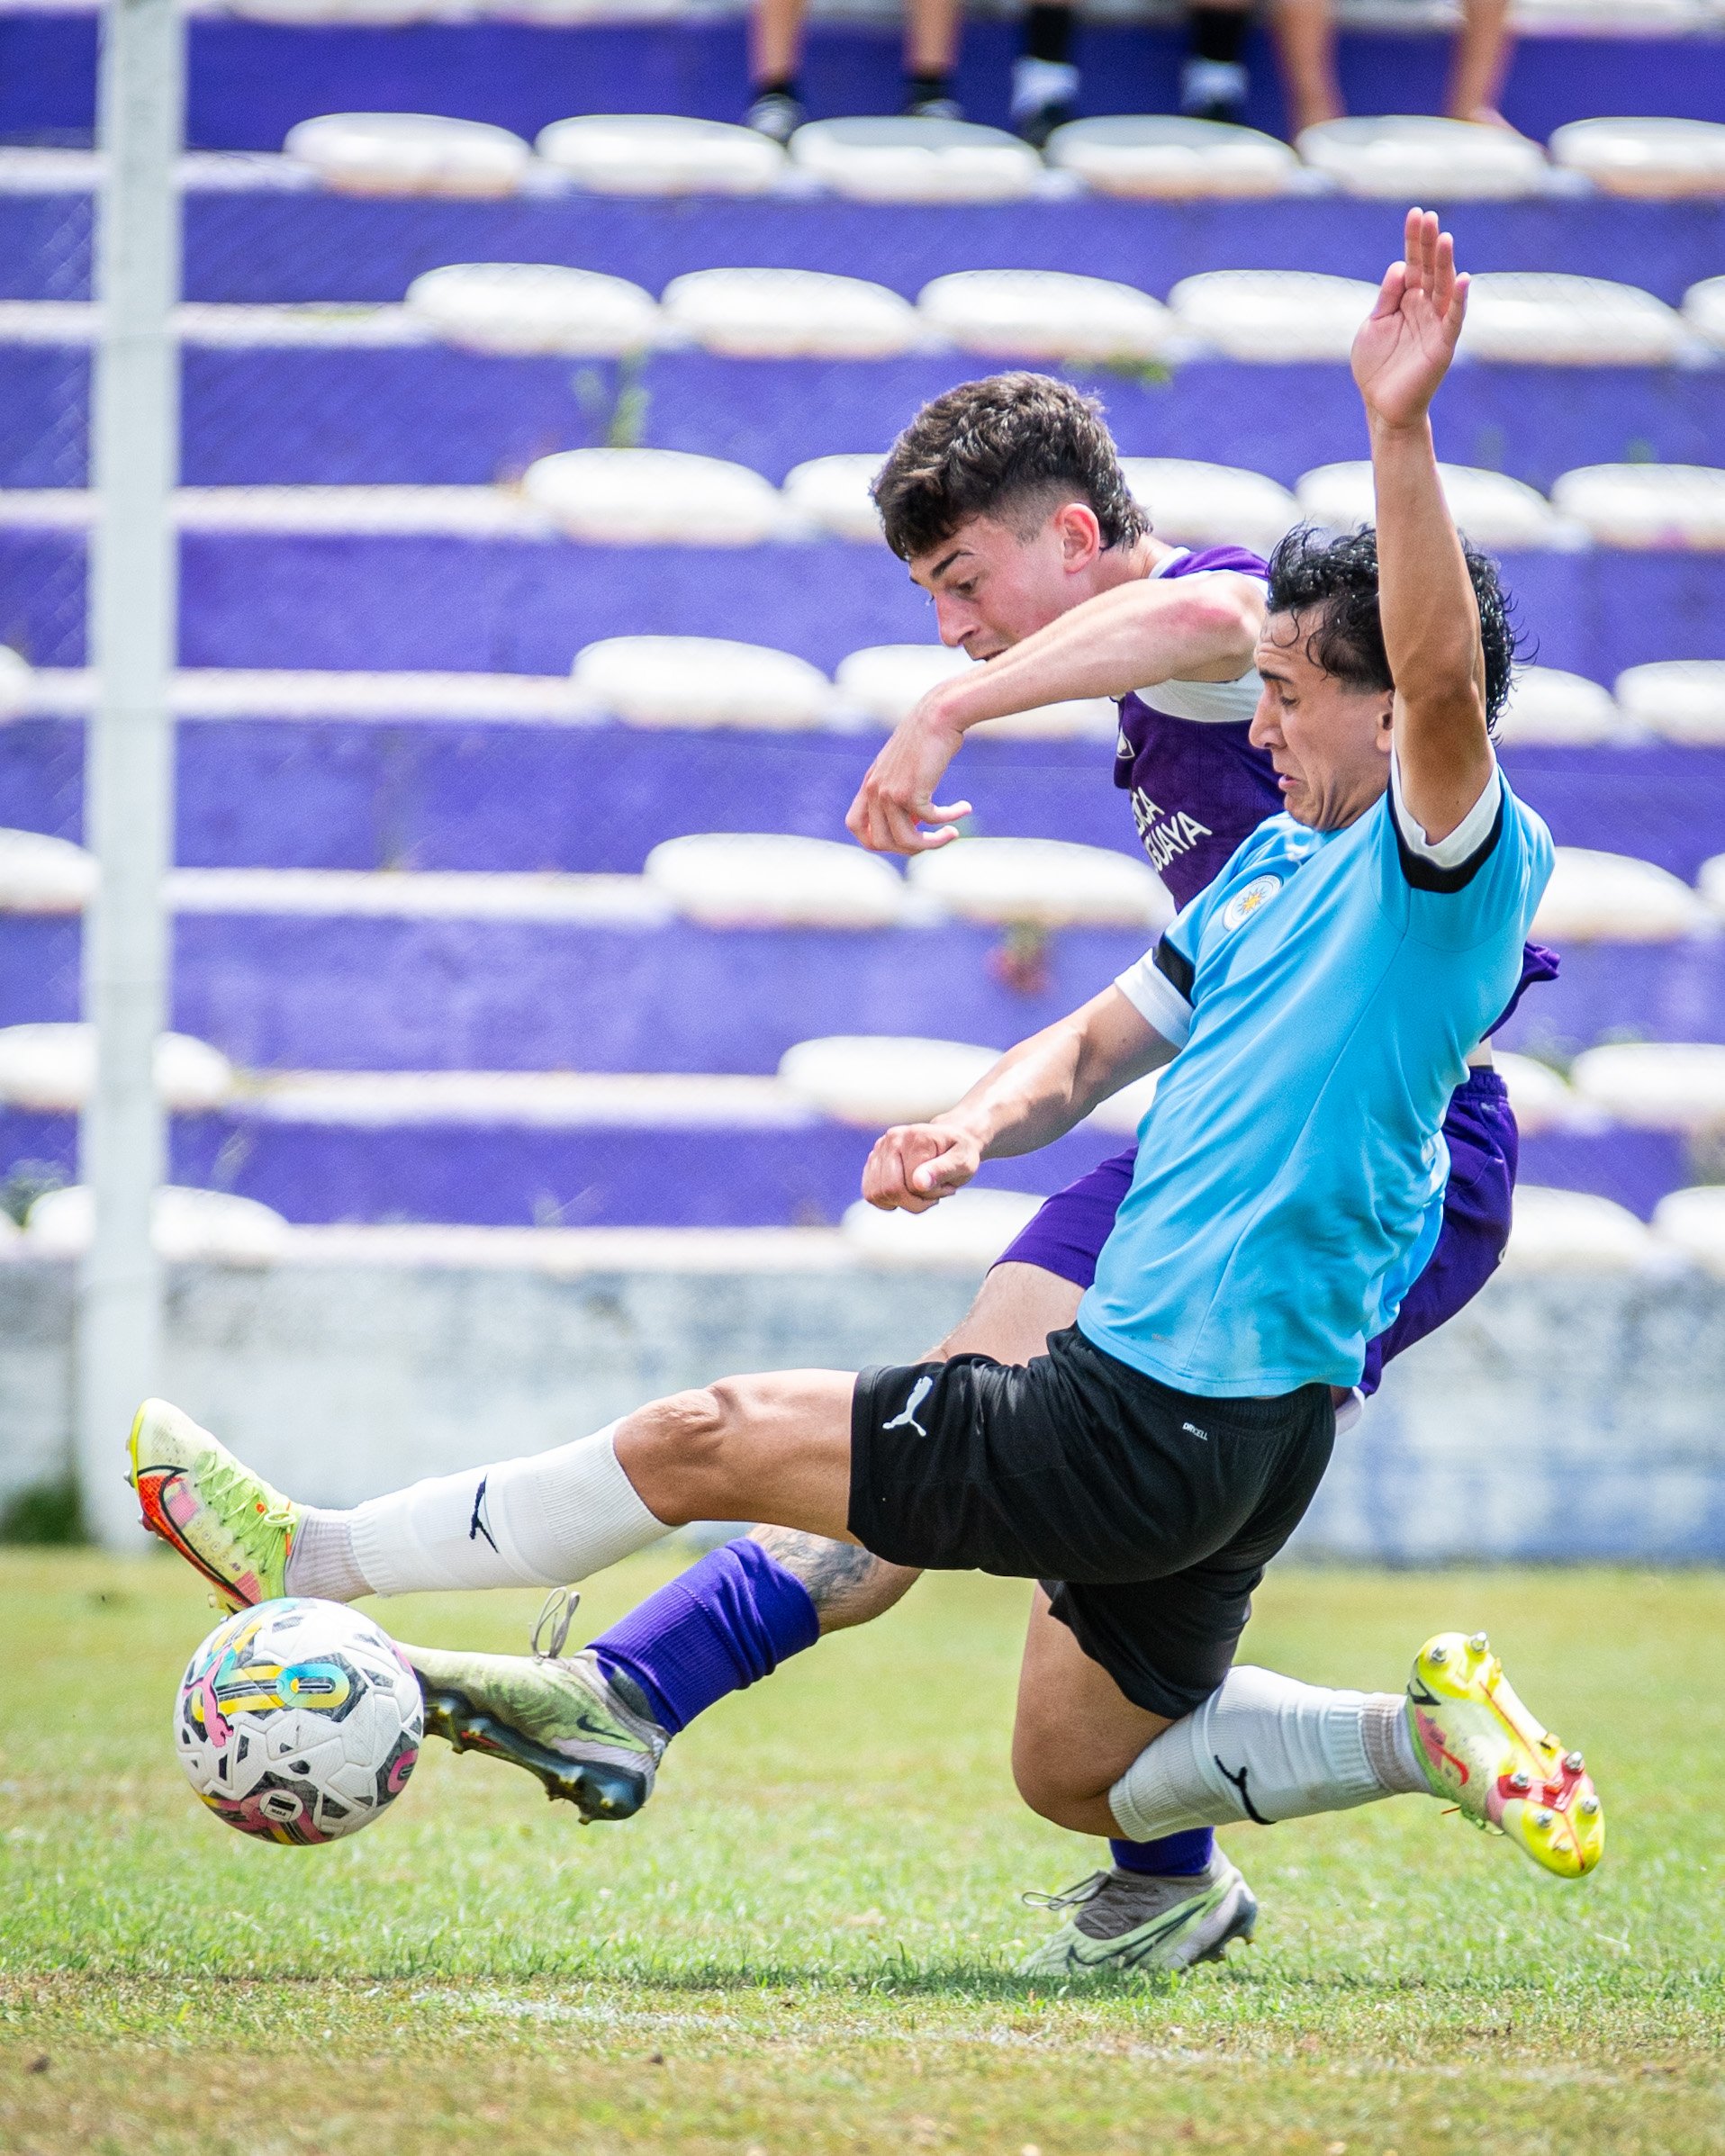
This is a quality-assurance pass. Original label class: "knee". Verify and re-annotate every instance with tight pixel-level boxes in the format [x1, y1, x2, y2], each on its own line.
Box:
[628, 1385, 740, 1518]
[1012, 1725, 1109, 1833]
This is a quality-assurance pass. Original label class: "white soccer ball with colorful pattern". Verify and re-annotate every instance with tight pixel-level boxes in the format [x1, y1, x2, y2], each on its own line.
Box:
[174, 1598, 423, 1845]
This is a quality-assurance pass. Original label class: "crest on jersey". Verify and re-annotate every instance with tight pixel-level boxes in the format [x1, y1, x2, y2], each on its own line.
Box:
[1221, 873, 1282, 931]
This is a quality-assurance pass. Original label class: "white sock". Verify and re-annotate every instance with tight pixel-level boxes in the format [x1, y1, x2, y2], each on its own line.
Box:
[285, 1423, 668, 1601]
[1110, 1664, 1429, 1842]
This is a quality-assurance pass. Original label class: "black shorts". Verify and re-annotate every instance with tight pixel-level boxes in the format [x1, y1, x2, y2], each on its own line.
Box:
[850, 1326, 1335, 1721]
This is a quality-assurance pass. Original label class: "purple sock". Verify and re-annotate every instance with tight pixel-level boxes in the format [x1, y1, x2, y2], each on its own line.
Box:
[1111, 1828, 1215, 1877]
[591, 1538, 819, 1737]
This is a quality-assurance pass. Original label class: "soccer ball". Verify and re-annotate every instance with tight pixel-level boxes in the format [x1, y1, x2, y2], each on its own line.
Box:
[174, 1598, 423, 1845]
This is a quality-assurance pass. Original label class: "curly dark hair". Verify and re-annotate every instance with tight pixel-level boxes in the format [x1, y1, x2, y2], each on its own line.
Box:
[1264, 523, 1522, 731]
[871, 373, 1150, 563]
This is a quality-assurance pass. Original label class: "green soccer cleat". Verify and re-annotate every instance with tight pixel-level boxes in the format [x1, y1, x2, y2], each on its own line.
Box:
[129, 1397, 299, 1611]
[1016, 1854, 1258, 1980]
[404, 1628, 670, 1823]
[1407, 1629, 1604, 1879]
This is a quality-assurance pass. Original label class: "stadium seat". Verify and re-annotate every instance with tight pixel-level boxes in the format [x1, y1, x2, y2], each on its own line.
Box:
[907, 836, 1172, 928]
[0, 828, 96, 913]
[661, 268, 921, 359]
[789, 118, 1042, 203]
[1686, 275, 1725, 350]
[1088, 1067, 1162, 1134]
[1168, 271, 1381, 360]
[834, 644, 971, 725]
[1571, 1042, 1725, 1132]
[1651, 1186, 1725, 1276]
[1551, 464, 1725, 549]
[1549, 116, 1725, 199]
[1493, 1051, 1577, 1135]
[1296, 461, 1579, 551]
[1701, 852, 1725, 915]
[1294, 117, 1550, 199]
[778, 1034, 997, 1124]
[1613, 660, 1725, 744]
[570, 636, 833, 730]
[782, 455, 887, 543]
[973, 699, 1120, 742]
[0, 1023, 233, 1112]
[231, 0, 427, 20]
[1531, 848, 1709, 943]
[1120, 458, 1299, 557]
[1500, 1186, 1663, 1274]
[1461, 273, 1688, 366]
[283, 114, 532, 198]
[917, 271, 1174, 364]
[522, 447, 783, 546]
[1495, 665, 1621, 745]
[1043, 115, 1300, 199]
[402, 264, 660, 356]
[0, 644, 28, 717]
[840, 1186, 1044, 1266]
[643, 833, 907, 926]
[23, 1185, 289, 1266]
[536, 115, 785, 197]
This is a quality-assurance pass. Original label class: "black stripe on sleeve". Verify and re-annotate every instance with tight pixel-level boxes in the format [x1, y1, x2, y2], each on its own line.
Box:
[1153, 935, 1195, 1000]
[1389, 785, 1505, 894]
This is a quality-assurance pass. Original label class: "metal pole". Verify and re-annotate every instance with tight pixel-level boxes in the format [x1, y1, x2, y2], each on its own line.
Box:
[77, 0, 185, 1548]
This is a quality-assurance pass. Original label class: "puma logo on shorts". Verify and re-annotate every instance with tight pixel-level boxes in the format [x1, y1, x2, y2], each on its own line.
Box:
[881, 1374, 935, 1438]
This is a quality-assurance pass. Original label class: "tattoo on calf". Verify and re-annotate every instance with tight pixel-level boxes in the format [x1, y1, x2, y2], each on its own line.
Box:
[747, 1526, 912, 1632]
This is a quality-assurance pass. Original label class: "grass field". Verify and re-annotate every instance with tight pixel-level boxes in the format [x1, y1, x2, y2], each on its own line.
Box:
[2, 1547, 1721, 2154]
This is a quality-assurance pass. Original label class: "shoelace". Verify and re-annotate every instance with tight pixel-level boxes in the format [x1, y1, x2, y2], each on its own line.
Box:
[1021, 1871, 1110, 1912]
[531, 1585, 582, 1662]
[201, 1456, 295, 1544]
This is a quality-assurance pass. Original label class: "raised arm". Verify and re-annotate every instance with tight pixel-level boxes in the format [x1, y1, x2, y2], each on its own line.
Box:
[1353, 207, 1495, 845]
[846, 572, 1265, 855]
[862, 986, 1178, 1212]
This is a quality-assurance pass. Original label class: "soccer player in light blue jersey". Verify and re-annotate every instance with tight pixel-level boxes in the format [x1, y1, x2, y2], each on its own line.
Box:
[132, 213, 1604, 1972]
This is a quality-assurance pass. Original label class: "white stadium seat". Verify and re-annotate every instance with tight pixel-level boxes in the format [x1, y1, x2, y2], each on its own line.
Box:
[1295, 116, 1550, 199]
[1296, 460, 1578, 551]
[1168, 271, 1380, 361]
[779, 1034, 998, 1125]
[1493, 1051, 1576, 1135]
[1549, 116, 1725, 199]
[1500, 1186, 1663, 1275]
[782, 455, 886, 544]
[0, 1023, 234, 1112]
[917, 271, 1174, 364]
[1462, 272, 1688, 366]
[1686, 275, 1725, 351]
[790, 117, 1042, 203]
[661, 268, 920, 359]
[841, 1186, 1045, 1267]
[834, 644, 971, 726]
[1550, 464, 1725, 549]
[522, 447, 782, 546]
[0, 828, 96, 913]
[1121, 458, 1299, 557]
[571, 636, 832, 731]
[24, 1185, 289, 1267]
[536, 115, 785, 197]
[402, 264, 660, 357]
[1571, 1042, 1725, 1132]
[1495, 665, 1621, 746]
[643, 833, 906, 927]
[284, 114, 532, 199]
[973, 698, 1120, 742]
[1531, 847, 1709, 943]
[1613, 661, 1725, 744]
[1652, 1186, 1725, 1276]
[907, 836, 1172, 928]
[0, 644, 29, 718]
[1044, 115, 1300, 199]
[1088, 1067, 1162, 1135]
[234, 0, 428, 23]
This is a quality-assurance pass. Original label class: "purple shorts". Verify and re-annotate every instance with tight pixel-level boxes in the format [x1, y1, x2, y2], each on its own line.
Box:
[996, 1068, 1517, 1399]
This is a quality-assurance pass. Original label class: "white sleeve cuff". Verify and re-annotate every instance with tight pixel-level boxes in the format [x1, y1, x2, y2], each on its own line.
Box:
[1115, 950, 1193, 1050]
[1389, 749, 1502, 870]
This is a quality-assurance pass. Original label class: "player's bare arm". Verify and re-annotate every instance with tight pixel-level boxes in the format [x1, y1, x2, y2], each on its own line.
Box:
[1356, 207, 1495, 843]
[862, 986, 1177, 1213]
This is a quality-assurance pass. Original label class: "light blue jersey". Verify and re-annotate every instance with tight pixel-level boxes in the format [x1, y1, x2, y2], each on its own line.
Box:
[1078, 758, 1554, 1396]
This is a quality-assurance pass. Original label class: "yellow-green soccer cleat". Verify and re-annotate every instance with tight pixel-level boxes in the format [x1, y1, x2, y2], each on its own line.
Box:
[403, 1635, 669, 1824]
[128, 1397, 299, 1611]
[1407, 1630, 1603, 1879]
[1016, 1854, 1258, 1980]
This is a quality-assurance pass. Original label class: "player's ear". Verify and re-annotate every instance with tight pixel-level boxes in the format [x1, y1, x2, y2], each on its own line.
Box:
[1374, 694, 1396, 753]
[1051, 499, 1103, 570]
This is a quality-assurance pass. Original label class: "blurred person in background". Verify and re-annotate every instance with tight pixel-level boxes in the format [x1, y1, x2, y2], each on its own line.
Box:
[746, 0, 964, 141]
[1276, 0, 1515, 135]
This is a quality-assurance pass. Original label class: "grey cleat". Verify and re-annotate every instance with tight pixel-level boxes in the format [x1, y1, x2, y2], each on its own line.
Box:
[1016, 1854, 1258, 1979]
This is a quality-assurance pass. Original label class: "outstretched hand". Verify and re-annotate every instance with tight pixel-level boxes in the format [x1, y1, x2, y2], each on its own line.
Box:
[846, 695, 972, 855]
[1351, 207, 1469, 431]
